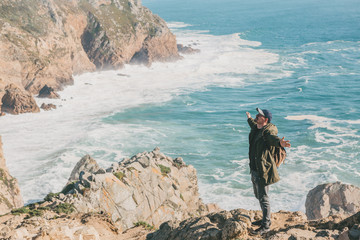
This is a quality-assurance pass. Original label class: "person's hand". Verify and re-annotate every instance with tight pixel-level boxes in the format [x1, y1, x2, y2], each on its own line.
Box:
[246, 112, 251, 119]
[280, 137, 291, 148]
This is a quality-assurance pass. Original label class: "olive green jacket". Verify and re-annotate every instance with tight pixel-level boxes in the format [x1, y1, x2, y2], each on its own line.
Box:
[248, 118, 281, 186]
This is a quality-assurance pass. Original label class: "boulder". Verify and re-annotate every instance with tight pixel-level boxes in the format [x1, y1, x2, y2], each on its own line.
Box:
[38, 85, 60, 99]
[58, 148, 219, 232]
[305, 182, 360, 220]
[40, 103, 57, 111]
[67, 155, 100, 184]
[1, 84, 40, 114]
[0, 136, 23, 215]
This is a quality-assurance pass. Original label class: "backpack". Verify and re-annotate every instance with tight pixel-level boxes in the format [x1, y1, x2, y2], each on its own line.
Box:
[262, 131, 287, 167]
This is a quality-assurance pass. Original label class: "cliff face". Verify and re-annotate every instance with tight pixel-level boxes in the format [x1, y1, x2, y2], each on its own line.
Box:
[0, 136, 23, 215]
[0, 0, 179, 113]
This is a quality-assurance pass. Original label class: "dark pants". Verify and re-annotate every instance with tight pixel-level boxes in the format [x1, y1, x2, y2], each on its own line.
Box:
[251, 170, 271, 228]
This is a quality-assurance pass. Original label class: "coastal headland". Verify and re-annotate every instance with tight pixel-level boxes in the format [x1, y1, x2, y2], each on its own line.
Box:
[0, 0, 185, 115]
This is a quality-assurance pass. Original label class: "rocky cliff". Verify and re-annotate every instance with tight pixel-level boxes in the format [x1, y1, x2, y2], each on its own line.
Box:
[0, 136, 23, 215]
[0, 148, 219, 239]
[1, 146, 359, 239]
[0, 0, 180, 114]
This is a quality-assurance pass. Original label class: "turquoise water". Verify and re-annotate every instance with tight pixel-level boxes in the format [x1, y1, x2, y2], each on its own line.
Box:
[1, 0, 359, 211]
[127, 0, 360, 210]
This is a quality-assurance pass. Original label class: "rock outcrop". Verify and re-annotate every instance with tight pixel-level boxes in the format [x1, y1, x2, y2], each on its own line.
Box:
[49, 148, 219, 232]
[0, 136, 23, 215]
[1, 84, 40, 114]
[148, 209, 360, 240]
[40, 103, 56, 111]
[177, 44, 200, 55]
[0, 211, 153, 240]
[306, 182, 360, 220]
[38, 85, 60, 99]
[0, 0, 180, 113]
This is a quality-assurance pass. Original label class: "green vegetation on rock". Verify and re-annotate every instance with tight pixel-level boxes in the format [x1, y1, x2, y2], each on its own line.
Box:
[54, 203, 75, 214]
[158, 164, 171, 176]
[44, 192, 60, 202]
[134, 221, 155, 230]
[11, 204, 48, 218]
[114, 171, 125, 180]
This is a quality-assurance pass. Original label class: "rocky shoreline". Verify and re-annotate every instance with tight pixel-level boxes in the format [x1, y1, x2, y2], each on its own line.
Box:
[0, 0, 202, 115]
[0, 136, 359, 239]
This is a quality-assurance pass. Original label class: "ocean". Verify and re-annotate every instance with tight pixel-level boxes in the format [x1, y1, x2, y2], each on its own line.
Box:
[1, 0, 359, 213]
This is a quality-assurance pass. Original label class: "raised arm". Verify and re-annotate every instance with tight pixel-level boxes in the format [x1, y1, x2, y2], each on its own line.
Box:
[246, 112, 257, 129]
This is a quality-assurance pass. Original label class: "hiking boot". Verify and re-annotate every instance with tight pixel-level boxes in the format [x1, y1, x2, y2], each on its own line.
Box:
[251, 220, 262, 226]
[251, 226, 270, 235]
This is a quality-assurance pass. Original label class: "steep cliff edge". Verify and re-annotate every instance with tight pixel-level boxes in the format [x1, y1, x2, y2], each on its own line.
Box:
[0, 136, 23, 215]
[0, 0, 180, 114]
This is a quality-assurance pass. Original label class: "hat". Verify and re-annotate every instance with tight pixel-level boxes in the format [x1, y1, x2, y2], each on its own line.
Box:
[256, 108, 272, 123]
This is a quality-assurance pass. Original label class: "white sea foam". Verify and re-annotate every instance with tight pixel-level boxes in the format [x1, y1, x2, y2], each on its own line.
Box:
[0, 22, 288, 204]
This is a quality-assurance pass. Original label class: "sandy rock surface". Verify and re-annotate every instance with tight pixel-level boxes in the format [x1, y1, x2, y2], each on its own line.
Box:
[0, 136, 23, 215]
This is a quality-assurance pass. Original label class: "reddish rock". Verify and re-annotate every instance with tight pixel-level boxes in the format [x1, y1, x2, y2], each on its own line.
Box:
[38, 85, 60, 99]
[1, 84, 40, 115]
[40, 103, 57, 111]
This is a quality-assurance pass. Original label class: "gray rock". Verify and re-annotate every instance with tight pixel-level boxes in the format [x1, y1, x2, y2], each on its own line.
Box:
[68, 155, 100, 183]
[349, 224, 360, 239]
[305, 182, 360, 220]
[95, 168, 106, 174]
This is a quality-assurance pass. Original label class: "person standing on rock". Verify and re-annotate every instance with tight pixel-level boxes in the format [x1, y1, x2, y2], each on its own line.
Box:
[246, 108, 291, 235]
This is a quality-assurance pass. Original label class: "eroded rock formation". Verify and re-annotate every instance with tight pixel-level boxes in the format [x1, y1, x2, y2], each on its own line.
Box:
[0, 0, 180, 114]
[49, 148, 219, 232]
[38, 85, 60, 99]
[1, 84, 40, 114]
[0, 136, 23, 215]
[306, 182, 360, 220]
[40, 103, 56, 111]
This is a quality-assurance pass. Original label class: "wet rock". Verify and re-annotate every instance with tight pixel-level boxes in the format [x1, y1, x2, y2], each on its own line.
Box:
[177, 44, 200, 54]
[40, 103, 57, 111]
[38, 85, 60, 99]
